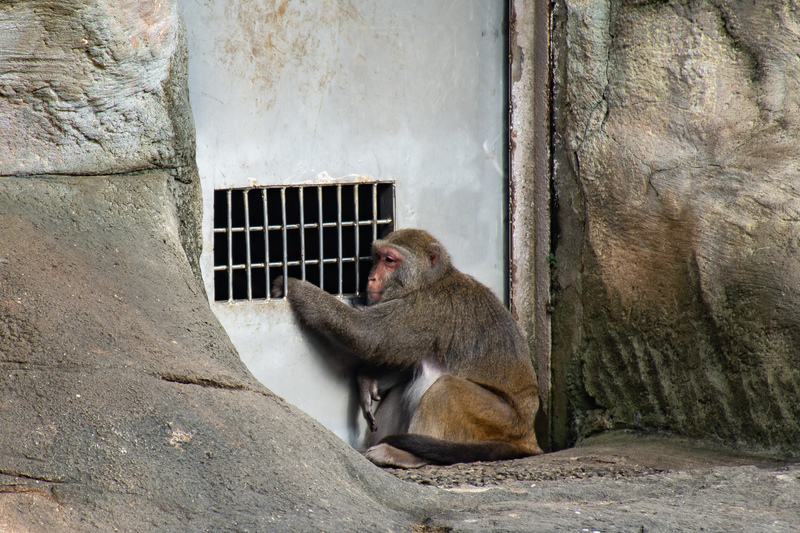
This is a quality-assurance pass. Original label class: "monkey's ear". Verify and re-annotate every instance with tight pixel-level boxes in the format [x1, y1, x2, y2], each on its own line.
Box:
[428, 243, 441, 267]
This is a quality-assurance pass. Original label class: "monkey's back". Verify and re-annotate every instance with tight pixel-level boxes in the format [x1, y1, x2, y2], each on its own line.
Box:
[421, 267, 536, 390]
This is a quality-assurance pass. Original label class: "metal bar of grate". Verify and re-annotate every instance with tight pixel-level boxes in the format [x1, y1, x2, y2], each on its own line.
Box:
[371, 183, 378, 243]
[243, 188, 252, 300]
[299, 187, 306, 281]
[337, 184, 343, 297]
[226, 189, 233, 303]
[318, 186, 324, 291]
[354, 185, 360, 292]
[280, 187, 288, 297]
[263, 188, 271, 300]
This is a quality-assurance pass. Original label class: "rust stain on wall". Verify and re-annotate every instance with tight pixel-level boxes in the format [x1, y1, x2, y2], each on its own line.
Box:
[216, 0, 361, 109]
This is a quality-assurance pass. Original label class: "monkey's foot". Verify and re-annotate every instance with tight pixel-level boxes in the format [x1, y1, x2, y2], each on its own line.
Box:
[364, 443, 427, 469]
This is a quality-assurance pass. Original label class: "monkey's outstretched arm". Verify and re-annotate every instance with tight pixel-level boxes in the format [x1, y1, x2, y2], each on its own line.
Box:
[275, 277, 433, 367]
[276, 278, 368, 346]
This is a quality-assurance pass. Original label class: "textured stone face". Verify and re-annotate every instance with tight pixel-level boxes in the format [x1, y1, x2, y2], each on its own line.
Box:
[552, 0, 800, 450]
[0, 0, 187, 175]
[0, 0, 202, 274]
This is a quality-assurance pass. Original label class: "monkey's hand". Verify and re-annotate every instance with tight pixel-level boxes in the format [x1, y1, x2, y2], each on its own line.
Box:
[357, 373, 381, 432]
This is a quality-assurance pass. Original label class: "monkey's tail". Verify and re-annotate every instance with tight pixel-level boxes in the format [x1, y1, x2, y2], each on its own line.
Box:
[378, 434, 535, 465]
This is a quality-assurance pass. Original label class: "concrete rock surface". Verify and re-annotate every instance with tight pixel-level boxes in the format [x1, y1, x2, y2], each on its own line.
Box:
[0, 0, 203, 277]
[0, 0, 190, 176]
[399, 431, 800, 532]
[551, 0, 800, 450]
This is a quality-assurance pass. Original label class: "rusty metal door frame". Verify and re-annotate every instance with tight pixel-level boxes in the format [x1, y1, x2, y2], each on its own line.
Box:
[509, 0, 552, 449]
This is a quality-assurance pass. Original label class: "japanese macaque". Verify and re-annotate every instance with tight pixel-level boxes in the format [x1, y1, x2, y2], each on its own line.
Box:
[274, 229, 542, 468]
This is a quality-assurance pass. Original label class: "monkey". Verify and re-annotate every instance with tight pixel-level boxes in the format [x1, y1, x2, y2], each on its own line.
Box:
[273, 229, 542, 468]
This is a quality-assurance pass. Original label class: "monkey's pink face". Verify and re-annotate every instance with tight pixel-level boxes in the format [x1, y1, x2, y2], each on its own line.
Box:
[367, 247, 403, 304]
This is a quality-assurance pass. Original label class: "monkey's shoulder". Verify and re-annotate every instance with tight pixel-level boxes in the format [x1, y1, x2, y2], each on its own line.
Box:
[429, 270, 506, 307]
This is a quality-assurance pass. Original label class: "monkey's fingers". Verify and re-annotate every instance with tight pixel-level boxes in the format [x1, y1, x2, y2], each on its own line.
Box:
[270, 276, 285, 298]
[358, 390, 378, 432]
[359, 400, 378, 432]
[365, 411, 377, 432]
[369, 381, 381, 402]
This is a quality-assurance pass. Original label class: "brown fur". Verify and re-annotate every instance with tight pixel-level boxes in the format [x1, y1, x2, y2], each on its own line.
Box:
[277, 229, 542, 468]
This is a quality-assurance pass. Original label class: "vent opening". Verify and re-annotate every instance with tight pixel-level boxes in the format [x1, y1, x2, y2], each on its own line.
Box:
[213, 182, 395, 302]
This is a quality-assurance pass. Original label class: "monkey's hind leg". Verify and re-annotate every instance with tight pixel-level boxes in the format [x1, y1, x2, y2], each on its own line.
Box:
[410, 375, 525, 442]
[368, 375, 541, 466]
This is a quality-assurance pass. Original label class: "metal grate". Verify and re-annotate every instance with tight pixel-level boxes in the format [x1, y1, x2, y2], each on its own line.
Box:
[213, 182, 395, 302]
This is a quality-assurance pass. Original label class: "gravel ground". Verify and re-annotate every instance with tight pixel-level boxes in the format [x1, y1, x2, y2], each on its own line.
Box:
[386, 431, 791, 489]
[384, 431, 800, 532]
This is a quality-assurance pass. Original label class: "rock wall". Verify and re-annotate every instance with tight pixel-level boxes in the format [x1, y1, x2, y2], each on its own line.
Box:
[551, 0, 800, 451]
[0, 0, 202, 277]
